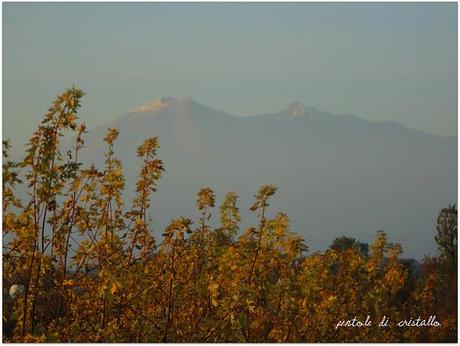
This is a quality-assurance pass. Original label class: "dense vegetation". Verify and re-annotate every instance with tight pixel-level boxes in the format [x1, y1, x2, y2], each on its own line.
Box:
[2, 88, 457, 342]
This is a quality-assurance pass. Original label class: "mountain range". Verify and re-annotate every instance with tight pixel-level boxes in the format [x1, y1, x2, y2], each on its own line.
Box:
[78, 97, 457, 258]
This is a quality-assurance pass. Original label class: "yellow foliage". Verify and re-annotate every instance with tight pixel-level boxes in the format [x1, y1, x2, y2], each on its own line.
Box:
[2, 88, 456, 343]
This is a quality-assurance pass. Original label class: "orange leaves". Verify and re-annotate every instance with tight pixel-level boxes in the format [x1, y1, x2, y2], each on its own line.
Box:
[197, 187, 216, 211]
[250, 185, 277, 212]
[163, 217, 193, 238]
[110, 282, 121, 295]
[63, 279, 75, 287]
[208, 281, 220, 297]
[136, 137, 160, 158]
[209, 282, 220, 307]
[387, 272, 407, 296]
[103, 128, 119, 145]
[219, 192, 241, 237]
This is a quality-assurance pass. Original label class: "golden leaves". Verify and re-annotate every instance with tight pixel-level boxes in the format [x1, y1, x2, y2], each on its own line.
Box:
[137, 137, 160, 157]
[250, 185, 277, 212]
[197, 187, 216, 211]
[103, 128, 119, 145]
[110, 282, 121, 295]
[220, 191, 241, 236]
[63, 279, 75, 287]
[3, 87, 456, 343]
[208, 281, 219, 297]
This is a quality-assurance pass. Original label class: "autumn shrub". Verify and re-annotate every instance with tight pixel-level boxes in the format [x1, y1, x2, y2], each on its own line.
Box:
[2, 88, 457, 342]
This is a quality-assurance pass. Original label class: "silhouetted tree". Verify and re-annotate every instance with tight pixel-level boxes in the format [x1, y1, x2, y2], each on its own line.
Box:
[329, 236, 369, 258]
[435, 204, 457, 273]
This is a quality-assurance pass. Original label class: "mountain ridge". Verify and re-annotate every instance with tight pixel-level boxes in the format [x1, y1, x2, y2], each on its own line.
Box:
[113, 97, 452, 139]
[76, 97, 456, 259]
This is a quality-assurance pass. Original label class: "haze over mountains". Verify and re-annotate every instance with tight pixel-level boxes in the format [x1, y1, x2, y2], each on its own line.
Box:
[79, 97, 457, 258]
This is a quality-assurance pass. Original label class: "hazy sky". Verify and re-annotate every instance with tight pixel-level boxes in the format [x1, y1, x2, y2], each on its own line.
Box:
[3, 2, 457, 151]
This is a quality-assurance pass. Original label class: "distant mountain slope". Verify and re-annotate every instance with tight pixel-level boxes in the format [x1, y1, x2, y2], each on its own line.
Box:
[78, 97, 457, 258]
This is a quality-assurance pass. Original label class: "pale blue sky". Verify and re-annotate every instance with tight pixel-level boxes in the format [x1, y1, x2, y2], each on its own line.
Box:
[3, 2, 457, 151]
